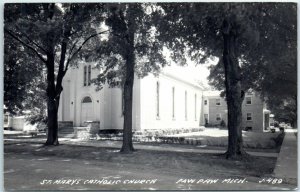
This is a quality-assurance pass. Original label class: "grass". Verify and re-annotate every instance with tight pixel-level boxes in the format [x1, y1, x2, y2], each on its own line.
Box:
[5, 142, 276, 180]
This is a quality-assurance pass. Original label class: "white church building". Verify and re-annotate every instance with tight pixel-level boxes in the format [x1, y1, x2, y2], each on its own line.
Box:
[5, 63, 271, 133]
[57, 63, 204, 131]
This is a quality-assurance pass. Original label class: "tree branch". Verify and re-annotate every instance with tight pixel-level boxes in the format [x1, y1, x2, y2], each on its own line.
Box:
[15, 25, 48, 54]
[4, 28, 47, 64]
[64, 30, 109, 72]
[24, 35, 48, 54]
[67, 38, 81, 60]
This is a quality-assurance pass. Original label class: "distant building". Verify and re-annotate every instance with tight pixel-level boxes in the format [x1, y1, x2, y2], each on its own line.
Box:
[200, 90, 271, 132]
[4, 112, 38, 132]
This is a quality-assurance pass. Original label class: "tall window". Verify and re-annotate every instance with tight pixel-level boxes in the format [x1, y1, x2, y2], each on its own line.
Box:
[204, 100, 208, 105]
[83, 66, 87, 86]
[185, 91, 187, 120]
[88, 65, 91, 86]
[216, 99, 221, 106]
[156, 81, 160, 118]
[172, 87, 175, 119]
[194, 94, 197, 121]
[83, 65, 91, 86]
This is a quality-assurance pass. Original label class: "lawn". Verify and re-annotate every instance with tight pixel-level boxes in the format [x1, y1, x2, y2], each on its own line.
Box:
[5, 142, 275, 180]
[5, 138, 297, 190]
[168, 128, 282, 149]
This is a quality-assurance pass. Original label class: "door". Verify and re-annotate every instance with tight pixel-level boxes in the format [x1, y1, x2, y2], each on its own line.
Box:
[81, 96, 93, 126]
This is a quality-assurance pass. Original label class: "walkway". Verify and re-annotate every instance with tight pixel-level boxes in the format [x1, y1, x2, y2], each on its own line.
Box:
[61, 139, 278, 157]
[273, 132, 298, 184]
[4, 133, 278, 158]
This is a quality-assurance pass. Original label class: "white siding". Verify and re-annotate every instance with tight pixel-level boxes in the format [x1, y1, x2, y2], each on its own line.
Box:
[58, 65, 202, 131]
[140, 73, 202, 130]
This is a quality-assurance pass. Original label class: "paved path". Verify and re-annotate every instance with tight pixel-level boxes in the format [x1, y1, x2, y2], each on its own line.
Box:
[273, 132, 298, 184]
[5, 136, 278, 158]
[62, 139, 279, 158]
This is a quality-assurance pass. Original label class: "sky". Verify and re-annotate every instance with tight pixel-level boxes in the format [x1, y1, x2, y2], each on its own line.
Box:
[163, 63, 212, 88]
[162, 48, 219, 88]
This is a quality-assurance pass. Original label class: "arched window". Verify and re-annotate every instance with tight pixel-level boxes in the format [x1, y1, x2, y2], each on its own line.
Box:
[82, 96, 92, 103]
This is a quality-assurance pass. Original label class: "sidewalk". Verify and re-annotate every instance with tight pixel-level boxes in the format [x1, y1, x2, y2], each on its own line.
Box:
[4, 134, 278, 158]
[273, 132, 298, 184]
[61, 138, 278, 157]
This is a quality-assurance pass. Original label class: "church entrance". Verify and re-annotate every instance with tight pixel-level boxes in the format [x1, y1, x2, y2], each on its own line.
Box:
[81, 96, 94, 126]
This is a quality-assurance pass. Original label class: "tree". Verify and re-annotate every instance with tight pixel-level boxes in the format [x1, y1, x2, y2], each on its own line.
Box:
[90, 3, 167, 153]
[155, 2, 296, 158]
[4, 33, 44, 116]
[4, 3, 107, 145]
[5, 32, 47, 125]
[207, 3, 297, 128]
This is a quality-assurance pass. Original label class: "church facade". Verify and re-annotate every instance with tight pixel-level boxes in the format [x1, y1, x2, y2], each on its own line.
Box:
[57, 63, 203, 131]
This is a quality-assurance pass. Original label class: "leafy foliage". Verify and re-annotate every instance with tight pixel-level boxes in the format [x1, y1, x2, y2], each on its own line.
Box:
[206, 3, 297, 125]
[88, 3, 168, 91]
[155, 3, 296, 157]
[4, 34, 44, 116]
[4, 3, 107, 145]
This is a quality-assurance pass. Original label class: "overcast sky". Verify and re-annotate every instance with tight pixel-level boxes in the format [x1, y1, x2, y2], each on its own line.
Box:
[162, 47, 219, 88]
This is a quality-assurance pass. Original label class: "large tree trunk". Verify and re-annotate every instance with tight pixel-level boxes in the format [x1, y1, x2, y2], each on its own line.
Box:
[45, 54, 59, 146]
[45, 97, 59, 145]
[44, 34, 67, 146]
[120, 52, 135, 153]
[120, 27, 135, 153]
[222, 18, 246, 159]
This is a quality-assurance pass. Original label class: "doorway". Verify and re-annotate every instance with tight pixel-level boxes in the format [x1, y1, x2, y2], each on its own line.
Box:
[81, 96, 93, 126]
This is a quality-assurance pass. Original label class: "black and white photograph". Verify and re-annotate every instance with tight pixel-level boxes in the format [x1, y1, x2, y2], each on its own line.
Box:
[3, 2, 297, 191]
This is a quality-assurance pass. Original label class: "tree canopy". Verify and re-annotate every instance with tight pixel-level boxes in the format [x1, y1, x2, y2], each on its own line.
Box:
[207, 3, 297, 125]
[4, 3, 107, 145]
[86, 3, 168, 152]
[4, 33, 45, 116]
[89, 4, 167, 89]
[154, 2, 297, 158]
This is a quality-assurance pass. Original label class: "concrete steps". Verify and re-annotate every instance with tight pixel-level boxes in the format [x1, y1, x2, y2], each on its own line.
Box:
[58, 127, 75, 138]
